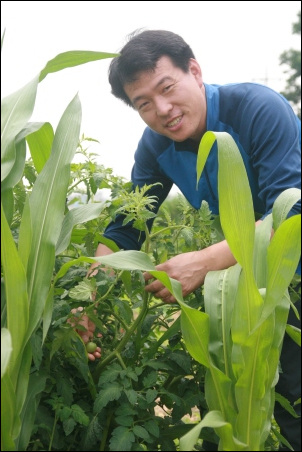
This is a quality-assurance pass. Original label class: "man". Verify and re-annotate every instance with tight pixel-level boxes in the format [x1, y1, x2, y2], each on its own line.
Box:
[83, 30, 301, 450]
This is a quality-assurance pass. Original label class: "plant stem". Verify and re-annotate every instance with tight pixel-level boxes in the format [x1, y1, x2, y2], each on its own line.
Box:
[99, 409, 114, 451]
[150, 224, 187, 239]
[116, 352, 127, 370]
[94, 291, 151, 379]
[48, 414, 58, 451]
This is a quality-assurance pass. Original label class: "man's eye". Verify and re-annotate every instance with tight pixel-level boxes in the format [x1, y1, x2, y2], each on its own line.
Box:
[164, 84, 173, 92]
[138, 102, 149, 110]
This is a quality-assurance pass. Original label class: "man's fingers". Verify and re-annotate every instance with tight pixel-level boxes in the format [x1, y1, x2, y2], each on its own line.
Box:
[87, 346, 101, 362]
[144, 271, 156, 282]
[145, 278, 162, 293]
[145, 281, 177, 303]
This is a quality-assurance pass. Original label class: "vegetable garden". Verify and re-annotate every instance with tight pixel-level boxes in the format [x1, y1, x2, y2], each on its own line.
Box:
[1, 43, 301, 451]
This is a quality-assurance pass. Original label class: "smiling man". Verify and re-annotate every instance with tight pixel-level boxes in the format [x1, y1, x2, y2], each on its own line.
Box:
[84, 29, 301, 450]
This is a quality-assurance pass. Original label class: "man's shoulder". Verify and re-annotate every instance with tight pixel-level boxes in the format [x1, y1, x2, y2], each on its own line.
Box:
[217, 82, 279, 99]
[212, 82, 294, 119]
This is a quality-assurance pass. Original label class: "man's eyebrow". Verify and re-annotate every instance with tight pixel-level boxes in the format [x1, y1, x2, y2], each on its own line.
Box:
[132, 76, 174, 106]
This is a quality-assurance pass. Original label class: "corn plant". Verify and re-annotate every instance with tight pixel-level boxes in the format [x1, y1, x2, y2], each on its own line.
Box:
[179, 132, 301, 451]
[81, 132, 300, 451]
[1, 44, 117, 451]
[2, 37, 300, 451]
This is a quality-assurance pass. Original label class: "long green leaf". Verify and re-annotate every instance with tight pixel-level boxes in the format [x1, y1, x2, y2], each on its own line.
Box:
[179, 410, 246, 451]
[285, 324, 301, 346]
[1, 373, 17, 451]
[91, 250, 157, 272]
[1, 204, 29, 374]
[1, 327, 12, 378]
[92, 250, 184, 301]
[15, 371, 47, 451]
[216, 133, 255, 271]
[179, 301, 210, 367]
[254, 215, 301, 329]
[20, 94, 82, 341]
[25, 122, 54, 173]
[272, 187, 301, 231]
[253, 215, 272, 288]
[1, 138, 26, 193]
[1, 76, 39, 182]
[234, 314, 276, 448]
[197, 132, 262, 334]
[204, 265, 241, 379]
[39, 50, 118, 82]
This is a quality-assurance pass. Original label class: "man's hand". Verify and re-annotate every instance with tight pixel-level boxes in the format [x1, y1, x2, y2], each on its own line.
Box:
[68, 307, 101, 361]
[144, 250, 207, 303]
[144, 241, 237, 303]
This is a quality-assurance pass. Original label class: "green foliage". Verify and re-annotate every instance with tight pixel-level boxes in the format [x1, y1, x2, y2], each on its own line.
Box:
[1, 33, 300, 452]
[179, 132, 301, 451]
[1, 43, 119, 451]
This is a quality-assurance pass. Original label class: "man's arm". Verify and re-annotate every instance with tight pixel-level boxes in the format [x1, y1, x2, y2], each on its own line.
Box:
[144, 239, 236, 303]
[144, 220, 266, 303]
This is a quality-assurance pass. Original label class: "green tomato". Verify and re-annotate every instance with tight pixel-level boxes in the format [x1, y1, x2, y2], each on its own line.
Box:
[86, 341, 97, 353]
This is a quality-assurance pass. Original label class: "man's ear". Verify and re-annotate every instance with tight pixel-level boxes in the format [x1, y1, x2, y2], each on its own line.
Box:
[189, 58, 203, 85]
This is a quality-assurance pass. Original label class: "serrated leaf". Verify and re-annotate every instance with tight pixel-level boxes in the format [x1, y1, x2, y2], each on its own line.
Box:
[169, 351, 192, 374]
[146, 389, 158, 403]
[144, 419, 160, 438]
[59, 406, 71, 421]
[144, 359, 172, 371]
[133, 425, 151, 441]
[71, 404, 89, 425]
[69, 279, 96, 301]
[115, 404, 137, 417]
[124, 389, 138, 405]
[98, 363, 122, 385]
[115, 415, 133, 427]
[63, 417, 76, 436]
[143, 371, 158, 388]
[109, 426, 135, 451]
[82, 416, 103, 450]
[94, 383, 122, 413]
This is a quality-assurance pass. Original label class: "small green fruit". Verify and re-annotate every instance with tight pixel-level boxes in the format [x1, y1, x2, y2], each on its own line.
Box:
[86, 341, 97, 353]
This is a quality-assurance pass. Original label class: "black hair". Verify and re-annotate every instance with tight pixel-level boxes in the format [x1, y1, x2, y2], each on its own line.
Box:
[108, 29, 195, 107]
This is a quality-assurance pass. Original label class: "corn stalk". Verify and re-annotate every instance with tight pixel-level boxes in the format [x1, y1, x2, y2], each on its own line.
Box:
[179, 132, 301, 451]
[1, 47, 117, 451]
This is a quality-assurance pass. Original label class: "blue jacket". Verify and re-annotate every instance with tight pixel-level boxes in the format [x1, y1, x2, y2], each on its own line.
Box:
[104, 82, 301, 256]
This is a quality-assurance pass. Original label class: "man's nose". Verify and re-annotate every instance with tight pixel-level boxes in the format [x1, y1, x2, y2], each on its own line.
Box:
[155, 97, 172, 116]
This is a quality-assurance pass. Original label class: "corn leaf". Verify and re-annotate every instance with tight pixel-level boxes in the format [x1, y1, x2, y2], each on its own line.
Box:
[1, 327, 12, 378]
[179, 410, 246, 451]
[272, 187, 301, 231]
[25, 122, 54, 173]
[19, 94, 82, 342]
[253, 215, 272, 288]
[285, 324, 301, 346]
[15, 372, 47, 451]
[39, 50, 118, 82]
[1, 373, 17, 451]
[179, 301, 210, 368]
[255, 215, 301, 328]
[204, 265, 241, 378]
[1, 76, 39, 182]
[1, 203, 29, 372]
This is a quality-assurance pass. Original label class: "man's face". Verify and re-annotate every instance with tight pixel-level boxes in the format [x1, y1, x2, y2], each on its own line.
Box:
[124, 56, 206, 143]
